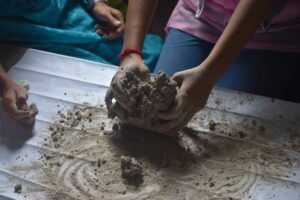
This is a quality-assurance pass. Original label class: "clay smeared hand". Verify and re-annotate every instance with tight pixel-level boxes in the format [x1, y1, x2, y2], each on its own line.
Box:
[156, 66, 214, 134]
[105, 62, 150, 119]
[1, 79, 37, 124]
[93, 1, 125, 40]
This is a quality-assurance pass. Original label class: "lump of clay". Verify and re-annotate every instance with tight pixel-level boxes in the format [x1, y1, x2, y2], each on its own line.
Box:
[121, 156, 143, 186]
[17, 102, 38, 124]
[108, 72, 177, 128]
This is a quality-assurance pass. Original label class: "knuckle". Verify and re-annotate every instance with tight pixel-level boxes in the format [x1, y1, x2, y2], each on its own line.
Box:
[3, 96, 13, 103]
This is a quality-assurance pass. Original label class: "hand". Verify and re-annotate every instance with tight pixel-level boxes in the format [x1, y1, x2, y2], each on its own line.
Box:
[1, 79, 36, 124]
[105, 58, 150, 120]
[93, 2, 125, 40]
[156, 65, 215, 134]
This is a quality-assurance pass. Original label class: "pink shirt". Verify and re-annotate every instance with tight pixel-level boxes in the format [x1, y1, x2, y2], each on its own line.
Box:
[166, 0, 300, 53]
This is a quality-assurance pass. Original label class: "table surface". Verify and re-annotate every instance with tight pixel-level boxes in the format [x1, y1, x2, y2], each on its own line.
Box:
[0, 49, 299, 200]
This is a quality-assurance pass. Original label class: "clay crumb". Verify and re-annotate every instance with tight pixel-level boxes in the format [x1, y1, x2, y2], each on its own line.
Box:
[209, 122, 217, 131]
[121, 156, 143, 186]
[238, 131, 245, 139]
[14, 183, 22, 194]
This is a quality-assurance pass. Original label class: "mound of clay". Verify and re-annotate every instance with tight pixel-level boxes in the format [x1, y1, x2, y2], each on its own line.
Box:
[108, 72, 177, 128]
[121, 156, 143, 186]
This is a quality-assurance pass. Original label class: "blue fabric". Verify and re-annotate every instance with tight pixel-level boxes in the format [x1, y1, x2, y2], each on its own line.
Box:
[0, 0, 163, 70]
[155, 28, 300, 103]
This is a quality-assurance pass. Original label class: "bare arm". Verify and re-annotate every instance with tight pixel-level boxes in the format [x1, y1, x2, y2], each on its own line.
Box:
[158, 0, 274, 134]
[0, 44, 36, 124]
[200, 0, 273, 83]
[121, 0, 159, 66]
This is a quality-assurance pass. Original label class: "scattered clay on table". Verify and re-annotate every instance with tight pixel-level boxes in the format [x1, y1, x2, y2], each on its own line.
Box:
[107, 72, 177, 129]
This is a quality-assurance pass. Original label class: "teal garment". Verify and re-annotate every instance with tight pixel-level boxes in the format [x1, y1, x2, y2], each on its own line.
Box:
[0, 0, 163, 71]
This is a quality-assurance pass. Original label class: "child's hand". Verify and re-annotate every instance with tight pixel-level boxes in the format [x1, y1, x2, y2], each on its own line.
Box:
[105, 62, 150, 119]
[92, 1, 125, 40]
[1, 79, 35, 124]
[157, 66, 214, 134]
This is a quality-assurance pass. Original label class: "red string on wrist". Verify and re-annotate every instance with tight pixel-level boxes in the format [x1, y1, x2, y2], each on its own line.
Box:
[119, 48, 143, 61]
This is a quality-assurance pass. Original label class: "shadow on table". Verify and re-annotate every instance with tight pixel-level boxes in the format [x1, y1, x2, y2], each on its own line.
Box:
[108, 124, 220, 172]
[0, 107, 34, 151]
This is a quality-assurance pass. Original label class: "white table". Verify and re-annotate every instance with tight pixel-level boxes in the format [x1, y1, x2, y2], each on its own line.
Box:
[0, 49, 299, 200]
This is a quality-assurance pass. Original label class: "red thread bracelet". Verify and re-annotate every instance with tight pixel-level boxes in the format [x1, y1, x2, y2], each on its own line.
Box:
[119, 48, 143, 61]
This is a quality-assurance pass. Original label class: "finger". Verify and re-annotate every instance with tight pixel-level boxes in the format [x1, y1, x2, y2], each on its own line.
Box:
[16, 80, 30, 91]
[110, 77, 135, 113]
[168, 112, 194, 135]
[105, 88, 114, 107]
[156, 111, 190, 134]
[112, 91, 133, 113]
[111, 9, 124, 25]
[104, 11, 122, 28]
[104, 31, 122, 40]
[172, 72, 184, 87]
[3, 91, 22, 114]
[103, 32, 119, 40]
[23, 107, 38, 124]
[158, 93, 188, 120]
[16, 89, 28, 104]
[9, 102, 30, 117]
[110, 102, 126, 120]
[95, 24, 110, 30]
[116, 23, 124, 33]
[96, 29, 109, 38]
[105, 88, 116, 119]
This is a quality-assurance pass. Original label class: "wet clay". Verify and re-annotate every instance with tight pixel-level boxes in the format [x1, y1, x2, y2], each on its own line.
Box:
[108, 72, 177, 128]
[8, 104, 299, 200]
[14, 183, 22, 194]
[18, 102, 38, 115]
[120, 156, 143, 186]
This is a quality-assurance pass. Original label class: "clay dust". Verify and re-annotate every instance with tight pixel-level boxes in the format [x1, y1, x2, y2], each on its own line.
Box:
[12, 102, 294, 200]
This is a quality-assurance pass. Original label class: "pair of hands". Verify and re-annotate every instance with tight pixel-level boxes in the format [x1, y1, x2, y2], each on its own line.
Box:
[106, 55, 214, 135]
[1, 78, 36, 124]
[92, 1, 125, 40]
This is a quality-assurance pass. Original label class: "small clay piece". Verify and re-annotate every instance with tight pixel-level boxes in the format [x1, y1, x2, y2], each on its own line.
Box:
[18, 103, 29, 111]
[121, 156, 143, 186]
[17, 102, 38, 124]
[208, 122, 217, 131]
[107, 72, 177, 129]
[14, 183, 22, 194]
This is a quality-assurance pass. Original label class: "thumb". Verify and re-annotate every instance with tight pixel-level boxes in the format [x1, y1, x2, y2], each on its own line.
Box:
[104, 12, 122, 27]
[171, 72, 184, 87]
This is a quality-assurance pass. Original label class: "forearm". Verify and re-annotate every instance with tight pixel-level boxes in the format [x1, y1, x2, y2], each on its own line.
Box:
[201, 0, 273, 83]
[122, 0, 159, 51]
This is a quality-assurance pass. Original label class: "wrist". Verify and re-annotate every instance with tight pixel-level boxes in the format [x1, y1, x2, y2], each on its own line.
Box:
[196, 59, 228, 84]
[121, 53, 144, 67]
[193, 64, 219, 87]
[119, 48, 143, 61]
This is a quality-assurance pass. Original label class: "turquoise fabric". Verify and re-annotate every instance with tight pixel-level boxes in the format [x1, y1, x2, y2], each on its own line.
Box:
[0, 0, 163, 71]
